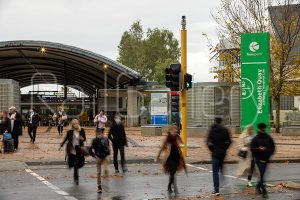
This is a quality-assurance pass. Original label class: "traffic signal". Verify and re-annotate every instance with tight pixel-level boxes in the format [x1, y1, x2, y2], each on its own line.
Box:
[165, 64, 181, 91]
[170, 92, 180, 128]
[184, 73, 192, 90]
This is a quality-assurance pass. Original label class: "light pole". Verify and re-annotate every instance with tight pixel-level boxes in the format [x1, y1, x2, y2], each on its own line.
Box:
[181, 16, 187, 157]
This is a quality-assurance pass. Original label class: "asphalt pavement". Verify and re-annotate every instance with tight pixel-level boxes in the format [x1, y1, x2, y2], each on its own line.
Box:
[0, 162, 300, 200]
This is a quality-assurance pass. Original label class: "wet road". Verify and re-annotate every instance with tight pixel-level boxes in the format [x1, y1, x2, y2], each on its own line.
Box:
[0, 162, 300, 200]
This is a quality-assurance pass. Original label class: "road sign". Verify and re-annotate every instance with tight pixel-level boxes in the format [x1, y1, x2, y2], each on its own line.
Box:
[241, 32, 270, 133]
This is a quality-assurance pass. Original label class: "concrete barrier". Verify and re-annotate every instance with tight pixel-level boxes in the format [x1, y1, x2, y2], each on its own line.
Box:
[282, 127, 300, 136]
[141, 126, 162, 136]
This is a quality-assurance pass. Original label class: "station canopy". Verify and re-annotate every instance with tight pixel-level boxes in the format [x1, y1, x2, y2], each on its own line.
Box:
[0, 40, 143, 96]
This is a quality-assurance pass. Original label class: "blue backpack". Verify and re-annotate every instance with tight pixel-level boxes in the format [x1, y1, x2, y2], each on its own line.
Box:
[94, 137, 110, 158]
[3, 133, 12, 141]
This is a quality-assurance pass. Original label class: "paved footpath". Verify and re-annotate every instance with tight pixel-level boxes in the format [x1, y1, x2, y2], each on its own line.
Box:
[1, 127, 300, 164]
[0, 161, 300, 200]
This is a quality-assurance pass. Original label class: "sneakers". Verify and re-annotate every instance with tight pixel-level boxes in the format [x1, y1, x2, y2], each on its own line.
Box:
[115, 169, 120, 173]
[122, 168, 128, 173]
[97, 185, 102, 193]
[211, 192, 220, 196]
[247, 181, 253, 187]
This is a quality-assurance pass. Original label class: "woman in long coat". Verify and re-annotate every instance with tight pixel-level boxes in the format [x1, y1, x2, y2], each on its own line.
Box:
[156, 125, 187, 194]
[236, 125, 256, 187]
[60, 119, 86, 185]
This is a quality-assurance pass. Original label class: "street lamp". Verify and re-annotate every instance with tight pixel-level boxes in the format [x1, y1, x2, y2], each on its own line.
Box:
[40, 47, 46, 53]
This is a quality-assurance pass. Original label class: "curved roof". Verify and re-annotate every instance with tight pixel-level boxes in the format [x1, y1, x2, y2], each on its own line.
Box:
[0, 40, 142, 95]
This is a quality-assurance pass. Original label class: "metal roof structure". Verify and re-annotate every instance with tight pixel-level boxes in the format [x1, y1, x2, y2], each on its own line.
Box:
[0, 40, 143, 95]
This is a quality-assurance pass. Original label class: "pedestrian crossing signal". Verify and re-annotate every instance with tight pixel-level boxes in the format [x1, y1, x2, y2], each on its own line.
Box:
[184, 73, 192, 89]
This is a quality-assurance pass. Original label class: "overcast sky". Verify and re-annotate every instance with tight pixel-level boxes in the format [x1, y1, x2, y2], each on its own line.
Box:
[0, 0, 220, 92]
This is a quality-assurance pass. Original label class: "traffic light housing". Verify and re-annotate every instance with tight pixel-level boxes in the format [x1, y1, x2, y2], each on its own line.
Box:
[165, 64, 181, 91]
[184, 73, 192, 90]
[170, 92, 180, 129]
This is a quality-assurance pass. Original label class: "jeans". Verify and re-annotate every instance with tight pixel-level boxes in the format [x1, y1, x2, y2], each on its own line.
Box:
[12, 133, 19, 150]
[212, 157, 224, 193]
[113, 145, 126, 171]
[255, 158, 268, 194]
[28, 125, 37, 143]
[96, 157, 109, 186]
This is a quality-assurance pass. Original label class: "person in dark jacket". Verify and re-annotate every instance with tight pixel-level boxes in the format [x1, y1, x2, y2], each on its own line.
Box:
[59, 119, 86, 185]
[0, 111, 11, 134]
[26, 108, 41, 144]
[89, 130, 110, 193]
[207, 117, 232, 196]
[9, 106, 22, 151]
[108, 114, 127, 173]
[0, 111, 11, 153]
[251, 123, 275, 198]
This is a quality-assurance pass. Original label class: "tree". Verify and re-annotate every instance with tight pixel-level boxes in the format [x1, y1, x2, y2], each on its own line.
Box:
[208, 0, 300, 132]
[117, 21, 180, 83]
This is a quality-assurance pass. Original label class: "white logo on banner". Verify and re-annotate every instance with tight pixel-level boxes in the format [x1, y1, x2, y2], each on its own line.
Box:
[249, 42, 259, 52]
[241, 78, 254, 99]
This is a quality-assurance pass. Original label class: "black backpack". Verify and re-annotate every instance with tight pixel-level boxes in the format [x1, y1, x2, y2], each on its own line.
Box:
[94, 137, 110, 158]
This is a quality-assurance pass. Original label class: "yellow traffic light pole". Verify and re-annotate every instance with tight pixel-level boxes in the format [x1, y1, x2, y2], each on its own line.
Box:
[180, 16, 187, 157]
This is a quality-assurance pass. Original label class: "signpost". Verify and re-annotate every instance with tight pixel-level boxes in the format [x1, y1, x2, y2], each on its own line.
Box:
[150, 93, 168, 125]
[241, 32, 270, 133]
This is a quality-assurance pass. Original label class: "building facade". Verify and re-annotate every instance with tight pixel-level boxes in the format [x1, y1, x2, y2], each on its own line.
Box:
[0, 79, 20, 112]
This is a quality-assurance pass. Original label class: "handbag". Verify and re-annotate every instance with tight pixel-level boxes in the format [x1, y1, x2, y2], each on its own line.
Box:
[3, 133, 12, 141]
[237, 150, 248, 158]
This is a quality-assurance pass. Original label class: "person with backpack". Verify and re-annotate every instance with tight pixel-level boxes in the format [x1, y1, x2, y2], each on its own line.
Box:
[89, 130, 110, 193]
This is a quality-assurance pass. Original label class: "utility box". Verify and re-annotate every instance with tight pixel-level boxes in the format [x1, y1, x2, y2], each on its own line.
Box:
[141, 126, 162, 136]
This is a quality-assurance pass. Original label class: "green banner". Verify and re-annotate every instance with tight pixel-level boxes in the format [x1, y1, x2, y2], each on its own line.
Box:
[241, 32, 270, 133]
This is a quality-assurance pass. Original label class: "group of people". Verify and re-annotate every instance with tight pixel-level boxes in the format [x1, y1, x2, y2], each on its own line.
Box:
[0, 105, 67, 153]
[0, 106, 23, 152]
[52, 114, 276, 198]
[59, 112, 128, 193]
[1, 106, 276, 198]
[207, 117, 275, 198]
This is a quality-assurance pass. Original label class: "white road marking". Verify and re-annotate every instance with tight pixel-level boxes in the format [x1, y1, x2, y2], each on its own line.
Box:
[186, 163, 274, 186]
[25, 168, 78, 200]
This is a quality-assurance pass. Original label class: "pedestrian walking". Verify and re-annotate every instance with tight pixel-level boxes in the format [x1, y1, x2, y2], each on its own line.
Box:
[207, 117, 232, 196]
[89, 130, 110, 193]
[236, 125, 256, 187]
[53, 106, 67, 135]
[59, 119, 86, 185]
[156, 125, 187, 194]
[94, 110, 107, 133]
[251, 123, 275, 198]
[26, 108, 41, 144]
[0, 111, 11, 153]
[108, 114, 127, 173]
[8, 106, 22, 151]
